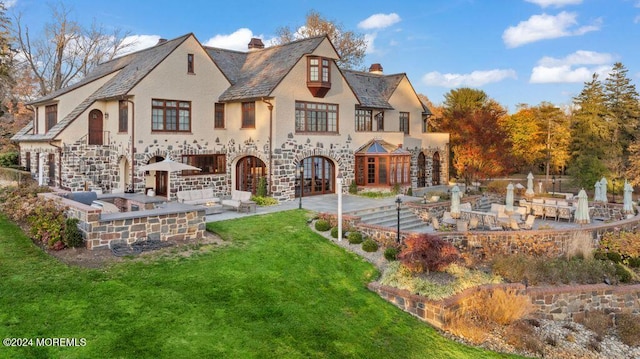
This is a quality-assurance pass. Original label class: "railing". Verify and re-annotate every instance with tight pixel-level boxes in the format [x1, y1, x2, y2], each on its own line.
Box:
[78, 131, 111, 146]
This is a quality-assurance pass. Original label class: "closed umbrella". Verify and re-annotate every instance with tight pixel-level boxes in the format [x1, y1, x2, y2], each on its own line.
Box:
[600, 177, 608, 203]
[525, 172, 535, 197]
[138, 157, 201, 200]
[505, 182, 514, 213]
[450, 185, 461, 219]
[574, 189, 590, 224]
[623, 180, 634, 214]
[594, 181, 602, 202]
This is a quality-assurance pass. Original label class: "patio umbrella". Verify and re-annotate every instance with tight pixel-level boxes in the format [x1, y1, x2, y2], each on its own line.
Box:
[594, 181, 602, 202]
[138, 157, 201, 199]
[623, 180, 634, 214]
[525, 172, 535, 197]
[600, 177, 608, 203]
[574, 189, 590, 224]
[505, 182, 515, 213]
[450, 185, 461, 219]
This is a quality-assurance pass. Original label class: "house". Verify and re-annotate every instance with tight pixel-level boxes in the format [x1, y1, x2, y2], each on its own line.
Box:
[12, 33, 449, 202]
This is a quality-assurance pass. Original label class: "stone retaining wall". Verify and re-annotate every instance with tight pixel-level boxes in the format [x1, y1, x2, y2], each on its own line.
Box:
[40, 192, 205, 249]
[368, 282, 640, 330]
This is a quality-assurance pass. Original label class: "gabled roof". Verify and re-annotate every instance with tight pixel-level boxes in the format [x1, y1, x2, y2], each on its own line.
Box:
[342, 70, 405, 110]
[13, 34, 192, 142]
[207, 36, 328, 102]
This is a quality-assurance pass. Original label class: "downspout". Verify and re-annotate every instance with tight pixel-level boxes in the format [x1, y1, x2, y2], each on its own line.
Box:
[262, 98, 273, 195]
[122, 98, 135, 193]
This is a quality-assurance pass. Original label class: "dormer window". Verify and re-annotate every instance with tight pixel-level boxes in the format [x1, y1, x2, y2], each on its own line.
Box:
[307, 56, 331, 97]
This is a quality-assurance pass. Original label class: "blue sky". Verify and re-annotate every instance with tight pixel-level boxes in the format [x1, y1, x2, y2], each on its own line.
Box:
[7, 0, 640, 113]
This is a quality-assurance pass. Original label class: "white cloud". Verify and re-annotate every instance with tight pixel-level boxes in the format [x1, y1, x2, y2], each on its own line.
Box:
[203, 28, 263, 51]
[422, 69, 517, 88]
[525, 0, 582, 8]
[4, 0, 17, 8]
[117, 35, 162, 56]
[529, 50, 613, 83]
[364, 33, 376, 54]
[502, 11, 601, 48]
[358, 13, 401, 30]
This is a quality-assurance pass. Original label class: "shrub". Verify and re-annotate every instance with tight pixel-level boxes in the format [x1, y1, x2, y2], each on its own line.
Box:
[577, 310, 611, 337]
[503, 320, 545, 356]
[384, 246, 399, 261]
[627, 257, 640, 268]
[256, 176, 267, 197]
[63, 218, 84, 248]
[406, 187, 412, 196]
[362, 239, 378, 252]
[398, 233, 460, 274]
[348, 181, 358, 194]
[0, 151, 19, 168]
[606, 252, 623, 263]
[314, 219, 331, 232]
[616, 313, 640, 347]
[460, 287, 533, 326]
[330, 226, 340, 238]
[614, 263, 632, 283]
[347, 231, 363, 244]
[27, 199, 66, 248]
[250, 195, 278, 206]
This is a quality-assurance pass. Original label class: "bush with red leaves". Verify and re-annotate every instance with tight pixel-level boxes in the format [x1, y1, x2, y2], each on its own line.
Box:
[398, 233, 460, 273]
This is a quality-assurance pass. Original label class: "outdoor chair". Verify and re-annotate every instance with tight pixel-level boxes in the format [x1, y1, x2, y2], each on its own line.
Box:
[509, 218, 521, 231]
[532, 204, 545, 217]
[520, 215, 536, 230]
[468, 217, 479, 230]
[544, 205, 558, 221]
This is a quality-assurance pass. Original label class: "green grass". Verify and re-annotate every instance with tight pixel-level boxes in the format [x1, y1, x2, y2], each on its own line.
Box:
[0, 211, 523, 358]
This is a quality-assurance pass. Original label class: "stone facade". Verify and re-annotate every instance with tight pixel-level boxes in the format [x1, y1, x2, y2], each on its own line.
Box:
[40, 192, 205, 249]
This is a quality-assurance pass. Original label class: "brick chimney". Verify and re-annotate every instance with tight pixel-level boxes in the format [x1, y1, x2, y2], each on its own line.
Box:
[156, 38, 167, 45]
[248, 38, 265, 51]
[369, 63, 383, 74]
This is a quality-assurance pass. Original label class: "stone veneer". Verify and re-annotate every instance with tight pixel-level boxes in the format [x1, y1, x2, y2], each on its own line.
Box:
[368, 282, 640, 330]
[40, 191, 205, 249]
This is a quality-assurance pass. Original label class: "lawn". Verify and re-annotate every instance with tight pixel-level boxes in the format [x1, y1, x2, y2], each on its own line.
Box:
[0, 211, 522, 358]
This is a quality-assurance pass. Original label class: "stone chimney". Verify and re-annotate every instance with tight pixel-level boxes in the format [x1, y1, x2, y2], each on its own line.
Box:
[369, 63, 383, 74]
[248, 38, 265, 51]
[156, 38, 168, 45]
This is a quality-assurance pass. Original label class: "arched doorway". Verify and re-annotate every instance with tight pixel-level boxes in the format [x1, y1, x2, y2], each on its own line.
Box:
[88, 109, 103, 145]
[145, 156, 167, 196]
[236, 156, 266, 194]
[118, 157, 130, 193]
[297, 156, 334, 197]
[417, 152, 426, 187]
[432, 152, 441, 186]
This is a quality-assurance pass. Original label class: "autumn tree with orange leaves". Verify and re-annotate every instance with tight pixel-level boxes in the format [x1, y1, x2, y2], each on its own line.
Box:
[432, 88, 513, 185]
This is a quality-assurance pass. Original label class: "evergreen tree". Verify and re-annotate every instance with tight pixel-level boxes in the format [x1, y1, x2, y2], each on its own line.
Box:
[604, 62, 640, 175]
[568, 74, 610, 188]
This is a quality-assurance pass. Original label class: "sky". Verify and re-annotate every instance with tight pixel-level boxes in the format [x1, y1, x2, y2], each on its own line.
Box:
[6, 0, 640, 113]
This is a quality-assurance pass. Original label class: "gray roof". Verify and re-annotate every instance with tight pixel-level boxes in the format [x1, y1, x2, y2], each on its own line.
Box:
[14, 34, 191, 142]
[208, 36, 328, 102]
[342, 70, 405, 110]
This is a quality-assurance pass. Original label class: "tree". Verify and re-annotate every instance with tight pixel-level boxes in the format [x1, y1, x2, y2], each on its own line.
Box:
[604, 62, 640, 175]
[567, 74, 610, 188]
[398, 233, 460, 274]
[0, 1, 14, 116]
[437, 88, 512, 183]
[500, 105, 545, 172]
[12, 2, 132, 96]
[274, 10, 366, 70]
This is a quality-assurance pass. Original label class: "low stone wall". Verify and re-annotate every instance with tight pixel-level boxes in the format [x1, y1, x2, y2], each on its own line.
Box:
[40, 192, 205, 249]
[368, 281, 640, 329]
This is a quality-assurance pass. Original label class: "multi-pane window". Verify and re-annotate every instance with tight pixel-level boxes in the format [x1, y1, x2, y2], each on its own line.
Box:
[187, 54, 194, 74]
[400, 112, 410, 135]
[376, 112, 385, 131]
[295, 101, 338, 133]
[118, 100, 128, 132]
[390, 156, 411, 185]
[214, 103, 225, 129]
[308, 57, 330, 83]
[355, 109, 373, 132]
[45, 104, 57, 132]
[241, 102, 255, 128]
[152, 99, 191, 132]
[181, 154, 226, 175]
